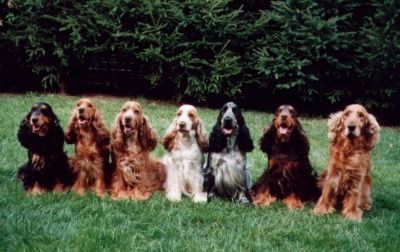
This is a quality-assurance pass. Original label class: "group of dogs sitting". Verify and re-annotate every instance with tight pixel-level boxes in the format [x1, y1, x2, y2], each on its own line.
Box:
[17, 99, 380, 222]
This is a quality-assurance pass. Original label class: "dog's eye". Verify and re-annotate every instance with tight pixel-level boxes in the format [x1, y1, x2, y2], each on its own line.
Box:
[189, 113, 194, 118]
[276, 109, 282, 115]
[122, 108, 127, 112]
[88, 103, 93, 108]
[344, 111, 349, 117]
[232, 107, 238, 113]
[177, 112, 182, 117]
[134, 109, 140, 114]
[289, 109, 296, 116]
[359, 113, 364, 118]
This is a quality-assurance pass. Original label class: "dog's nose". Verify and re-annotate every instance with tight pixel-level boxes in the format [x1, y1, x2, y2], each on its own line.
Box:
[281, 114, 287, 120]
[223, 117, 233, 123]
[179, 122, 186, 128]
[347, 124, 356, 132]
[78, 108, 84, 113]
[31, 117, 38, 124]
[124, 117, 131, 123]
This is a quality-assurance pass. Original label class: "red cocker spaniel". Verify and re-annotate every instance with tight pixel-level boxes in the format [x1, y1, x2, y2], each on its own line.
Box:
[65, 98, 111, 197]
[313, 104, 380, 222]
[111, 101, 166, 201]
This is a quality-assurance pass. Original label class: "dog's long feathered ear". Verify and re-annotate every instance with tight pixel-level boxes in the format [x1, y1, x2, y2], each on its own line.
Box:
[195, 117, 209, 152]
[111, 112, 125, 154]
[327, 111, 343, 146]
[237, 115, 254, 153]
[17, 111, 34, 149]
[51, 111, 60, 127]
[139, 115, 158, 151]
[162, 117, 178, 152]
[364, 113, 380, 150]
[208, 113, 226, 153]
[65, 108, 78, 144]
[50, 112, 66, 150]
[259, 119, 276, 154]
[92, 109, 110, 146]
[293, 119, 311, 157]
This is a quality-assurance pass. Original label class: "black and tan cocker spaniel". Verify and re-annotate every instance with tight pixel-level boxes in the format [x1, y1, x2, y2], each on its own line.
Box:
[203, 102, 254, 204]
[17, 102, 74, 194]
[250, 105, 320, 209]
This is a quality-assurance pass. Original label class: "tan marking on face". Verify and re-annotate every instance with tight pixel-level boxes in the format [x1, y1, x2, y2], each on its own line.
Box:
[176, 105, 198, 132]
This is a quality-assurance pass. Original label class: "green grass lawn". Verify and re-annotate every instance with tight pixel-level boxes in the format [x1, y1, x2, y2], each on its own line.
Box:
[1, 93, 399, 251]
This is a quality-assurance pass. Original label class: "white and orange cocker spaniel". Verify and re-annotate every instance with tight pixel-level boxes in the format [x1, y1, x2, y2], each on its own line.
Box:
[162, 105, 209, 202]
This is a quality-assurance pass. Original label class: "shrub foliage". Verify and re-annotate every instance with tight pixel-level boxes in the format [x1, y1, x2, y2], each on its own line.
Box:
[0, 0, 399, 111]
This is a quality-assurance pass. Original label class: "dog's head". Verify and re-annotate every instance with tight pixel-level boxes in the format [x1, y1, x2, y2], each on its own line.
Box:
[219, 102, 240, 137]
[74, 98, 97, 128]
[328, 104, 380, 148]
[28, 102, 57, 136]
[118, 101, 143, 136]
[273, 105, 298, 143]
[342, 104, 370, 138]
[175, 105, 198, 133]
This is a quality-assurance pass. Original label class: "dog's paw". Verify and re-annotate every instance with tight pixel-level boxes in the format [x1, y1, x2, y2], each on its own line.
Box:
[166, 192, 182, 202]
[193, 192, 208, 203]
[236, 192, 252, 205]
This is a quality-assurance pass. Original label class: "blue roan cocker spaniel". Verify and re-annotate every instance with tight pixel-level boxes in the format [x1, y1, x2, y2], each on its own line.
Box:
[203, 102, 254, 204]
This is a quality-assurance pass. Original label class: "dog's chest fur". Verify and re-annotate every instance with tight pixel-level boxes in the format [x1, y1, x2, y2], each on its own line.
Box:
[170, 130, 204, 165]
[210, 136, 247, 193]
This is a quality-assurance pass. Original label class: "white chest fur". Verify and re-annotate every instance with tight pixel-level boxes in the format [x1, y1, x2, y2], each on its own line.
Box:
[210, 136, 247, 194]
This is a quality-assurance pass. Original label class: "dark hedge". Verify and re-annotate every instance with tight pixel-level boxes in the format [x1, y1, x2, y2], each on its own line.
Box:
[0, 0, 399, 119]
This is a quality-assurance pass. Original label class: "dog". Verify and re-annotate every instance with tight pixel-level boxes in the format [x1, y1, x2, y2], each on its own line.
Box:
[250, 105, 320, 209]
[17, 102, 74, 194]
[111, 101, 166, 201]
[312, 104, 380, 221]
[65, 98, 111, 197]
[162, 104, 209, 202]
[203, 102, 254, 204]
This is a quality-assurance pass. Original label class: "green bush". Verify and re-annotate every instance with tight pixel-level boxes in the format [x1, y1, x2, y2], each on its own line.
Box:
[0, 0, 399, 112]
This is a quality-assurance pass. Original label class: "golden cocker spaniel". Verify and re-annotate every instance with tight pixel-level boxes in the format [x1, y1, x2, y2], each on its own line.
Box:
[111, 101, 166, 201]
[313, 104, 380, 221]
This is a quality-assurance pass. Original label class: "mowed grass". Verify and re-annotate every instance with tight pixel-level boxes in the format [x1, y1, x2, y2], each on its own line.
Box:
[1, 93, 399, 251]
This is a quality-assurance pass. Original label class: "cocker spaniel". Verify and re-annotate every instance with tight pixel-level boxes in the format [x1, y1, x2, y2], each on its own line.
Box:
[312, 104, 380, 221]
[65, 98, 111, 197]
[111, 101, 166, 201]
[250, 105, 320, 209]
[17, 102, 74, 194]
[162, 105, 209, 202]
[203, 102, 254, 204]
